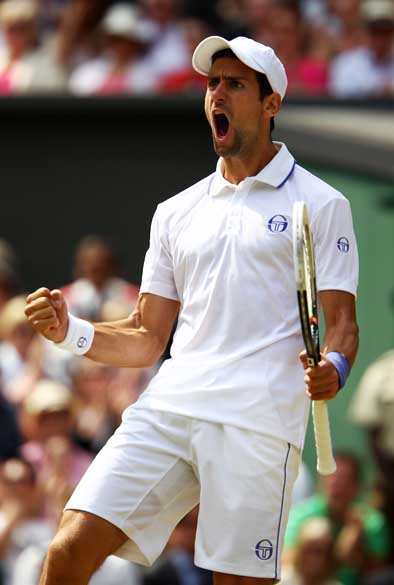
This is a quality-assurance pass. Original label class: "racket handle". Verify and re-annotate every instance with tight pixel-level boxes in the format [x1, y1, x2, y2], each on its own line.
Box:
[312, 400, 337, 475]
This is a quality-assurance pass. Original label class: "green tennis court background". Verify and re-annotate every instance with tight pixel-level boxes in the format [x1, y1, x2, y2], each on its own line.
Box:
[299, 167, 394, 484]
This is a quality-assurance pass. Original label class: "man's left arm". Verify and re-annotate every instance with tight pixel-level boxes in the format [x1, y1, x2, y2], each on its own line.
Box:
[302, 290, 359, 400]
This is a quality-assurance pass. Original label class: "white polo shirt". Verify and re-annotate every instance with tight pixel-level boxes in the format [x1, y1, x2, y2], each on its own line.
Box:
[136, 142, 358, 448]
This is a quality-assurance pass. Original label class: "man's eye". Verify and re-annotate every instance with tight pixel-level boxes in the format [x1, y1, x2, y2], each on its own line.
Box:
[230, 80, 242, 89]
[208, 79, 218, 89]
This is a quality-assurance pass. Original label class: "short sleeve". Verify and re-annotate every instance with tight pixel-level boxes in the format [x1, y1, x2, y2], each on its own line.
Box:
[140, 206, 179, 301]
[313, 198, 358, 296]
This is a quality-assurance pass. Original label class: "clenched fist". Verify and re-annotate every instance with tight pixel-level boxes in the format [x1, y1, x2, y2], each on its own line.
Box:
[299, 350, 339, 401]
[25, 288, 69, 343]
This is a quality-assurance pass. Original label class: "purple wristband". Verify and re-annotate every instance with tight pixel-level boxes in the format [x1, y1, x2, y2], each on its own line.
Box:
[326, 351, 350, 390]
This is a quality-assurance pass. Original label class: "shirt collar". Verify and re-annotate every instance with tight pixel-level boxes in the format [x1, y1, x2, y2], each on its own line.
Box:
[209, 142, 296, 197]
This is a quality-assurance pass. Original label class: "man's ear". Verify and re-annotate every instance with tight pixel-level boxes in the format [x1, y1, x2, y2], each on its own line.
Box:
[263, 92, 282, 119]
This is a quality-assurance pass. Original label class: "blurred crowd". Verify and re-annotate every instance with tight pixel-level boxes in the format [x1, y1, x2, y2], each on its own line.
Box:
[0, 0, 393, 98]
[1, 232, 394, 585]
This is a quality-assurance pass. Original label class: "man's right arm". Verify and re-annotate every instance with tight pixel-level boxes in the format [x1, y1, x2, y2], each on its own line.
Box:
[25, 287, 180, 368]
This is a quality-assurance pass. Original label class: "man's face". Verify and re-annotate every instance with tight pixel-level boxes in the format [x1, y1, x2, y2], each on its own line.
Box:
[204, 57, 267, 158]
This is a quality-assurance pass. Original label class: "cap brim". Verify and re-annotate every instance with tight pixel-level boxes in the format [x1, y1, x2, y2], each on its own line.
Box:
[192, 36, 233, 75]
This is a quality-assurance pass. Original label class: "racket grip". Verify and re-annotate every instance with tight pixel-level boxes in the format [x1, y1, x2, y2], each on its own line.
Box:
[312, 400, 337, 475]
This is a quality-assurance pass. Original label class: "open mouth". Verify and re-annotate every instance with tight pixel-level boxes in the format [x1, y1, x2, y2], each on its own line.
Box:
[214, 113, 230, 139]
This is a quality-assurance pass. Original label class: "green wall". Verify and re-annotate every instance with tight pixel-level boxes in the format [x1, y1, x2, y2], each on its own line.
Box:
[300, 166, 394, 484]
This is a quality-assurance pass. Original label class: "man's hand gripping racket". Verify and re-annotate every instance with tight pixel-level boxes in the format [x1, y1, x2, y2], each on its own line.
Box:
[292, 201, 336, 475]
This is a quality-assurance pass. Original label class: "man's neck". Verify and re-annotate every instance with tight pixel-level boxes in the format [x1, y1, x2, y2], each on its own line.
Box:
[221, 141, 279, 184]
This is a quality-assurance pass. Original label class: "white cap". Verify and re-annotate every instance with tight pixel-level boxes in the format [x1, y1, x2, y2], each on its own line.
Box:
[362, 0, 394, 24]
[23, 380, 73, 416]
[0, 0, 37, 25]
[192, 35, 287, 99]
[102, 3, 155, 43]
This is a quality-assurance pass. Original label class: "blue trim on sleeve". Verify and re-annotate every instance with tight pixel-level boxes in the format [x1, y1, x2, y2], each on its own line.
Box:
[277, 160, 296, 189]
[274, 442, 291, 580]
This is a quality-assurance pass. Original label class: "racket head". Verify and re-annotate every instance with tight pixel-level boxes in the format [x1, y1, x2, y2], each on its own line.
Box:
[292, 201, 320, 367]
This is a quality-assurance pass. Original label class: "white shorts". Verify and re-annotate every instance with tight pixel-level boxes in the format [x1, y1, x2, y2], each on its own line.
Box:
[66, 407, 300, 581]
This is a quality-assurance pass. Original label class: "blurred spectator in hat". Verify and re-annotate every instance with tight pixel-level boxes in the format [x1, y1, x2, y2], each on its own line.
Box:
[0, 457, 53, 585]
[0, 0, 67, 94]
[159, 17, 211, 93]
[267, 0, 329, 95]
[143, 506, 212, 585]
[19, 379, 93, 522]
[284, 452, 389, 585]
[61, 235, 139, 321]
[281, 517, 341, 585]
[137, 0, 190, 78]
[0, 296, 38, 403]
[330, 0, 394, 97]
[351, 350, 394, 563]
[69, 3, 158, 95]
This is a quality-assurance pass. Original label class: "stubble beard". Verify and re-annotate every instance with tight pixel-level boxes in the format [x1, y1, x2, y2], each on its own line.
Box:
[212, 128, 243, 158]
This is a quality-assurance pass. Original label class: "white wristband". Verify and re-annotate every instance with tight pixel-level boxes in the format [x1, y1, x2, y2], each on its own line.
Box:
[55, 313, 95, 355]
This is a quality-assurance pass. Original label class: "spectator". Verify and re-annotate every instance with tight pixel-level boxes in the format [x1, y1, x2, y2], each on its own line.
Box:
[69, 3, 158, 96]
[0, 457, 53, 585]
[0, 241, 20, 316]
[237, 0, 273, 42]
[330, 0, 394, 98]
[308, 0, 365, 54]
[284, 452, 390, 585]
[62, 235, 139, 321]
[0, 296, 37, 403]
[266, 1, 329, 95]
[351, 350, 394, 562]
[138, 0, 190, 78]
[71, 359, 119, 453]
[0, 0, 67, 94]
[281, 517, 341, 585]
[159, 17, 211, 93]
[55, 0, 110, 68]
[0, 265, 19, 314]
[19, 379, 94, 522]
[143, 506, 212, 585]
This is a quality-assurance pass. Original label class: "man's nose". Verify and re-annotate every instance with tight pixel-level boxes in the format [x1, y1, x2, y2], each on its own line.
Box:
[212, 80, 226, 101]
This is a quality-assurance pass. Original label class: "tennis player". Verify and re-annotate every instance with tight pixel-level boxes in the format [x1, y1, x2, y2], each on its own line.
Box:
[25, 36, 359, 585]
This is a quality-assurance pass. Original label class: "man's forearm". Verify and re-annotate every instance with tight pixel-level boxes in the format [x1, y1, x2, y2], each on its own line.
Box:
[85, 319, 165, 368]
[322, 320, 359, 368]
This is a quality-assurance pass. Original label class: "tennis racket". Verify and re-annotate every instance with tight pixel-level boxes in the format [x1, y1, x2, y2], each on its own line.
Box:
[292, 201, 336, 476]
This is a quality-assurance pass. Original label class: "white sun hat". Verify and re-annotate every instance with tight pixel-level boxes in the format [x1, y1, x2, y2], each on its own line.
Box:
[192, 35, 288, 99]
[102, 3, 155, 43]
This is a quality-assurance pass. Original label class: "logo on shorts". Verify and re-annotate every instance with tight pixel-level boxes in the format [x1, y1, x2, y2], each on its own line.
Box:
[337, 237, 350, 253]
[268, 215, 288, 233]
[77, 336, 88, 349]
[255, 539, 273, 561]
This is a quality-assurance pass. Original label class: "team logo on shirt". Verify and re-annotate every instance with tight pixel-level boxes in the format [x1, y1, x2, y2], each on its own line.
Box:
[77, 336, 88, 348]
[337, 237, 350, 253]
[268, 215, 288, 233]
[255, 539, 273, 560]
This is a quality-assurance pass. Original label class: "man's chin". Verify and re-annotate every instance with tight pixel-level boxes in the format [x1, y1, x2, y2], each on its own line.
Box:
[213, 138, 239, 158]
